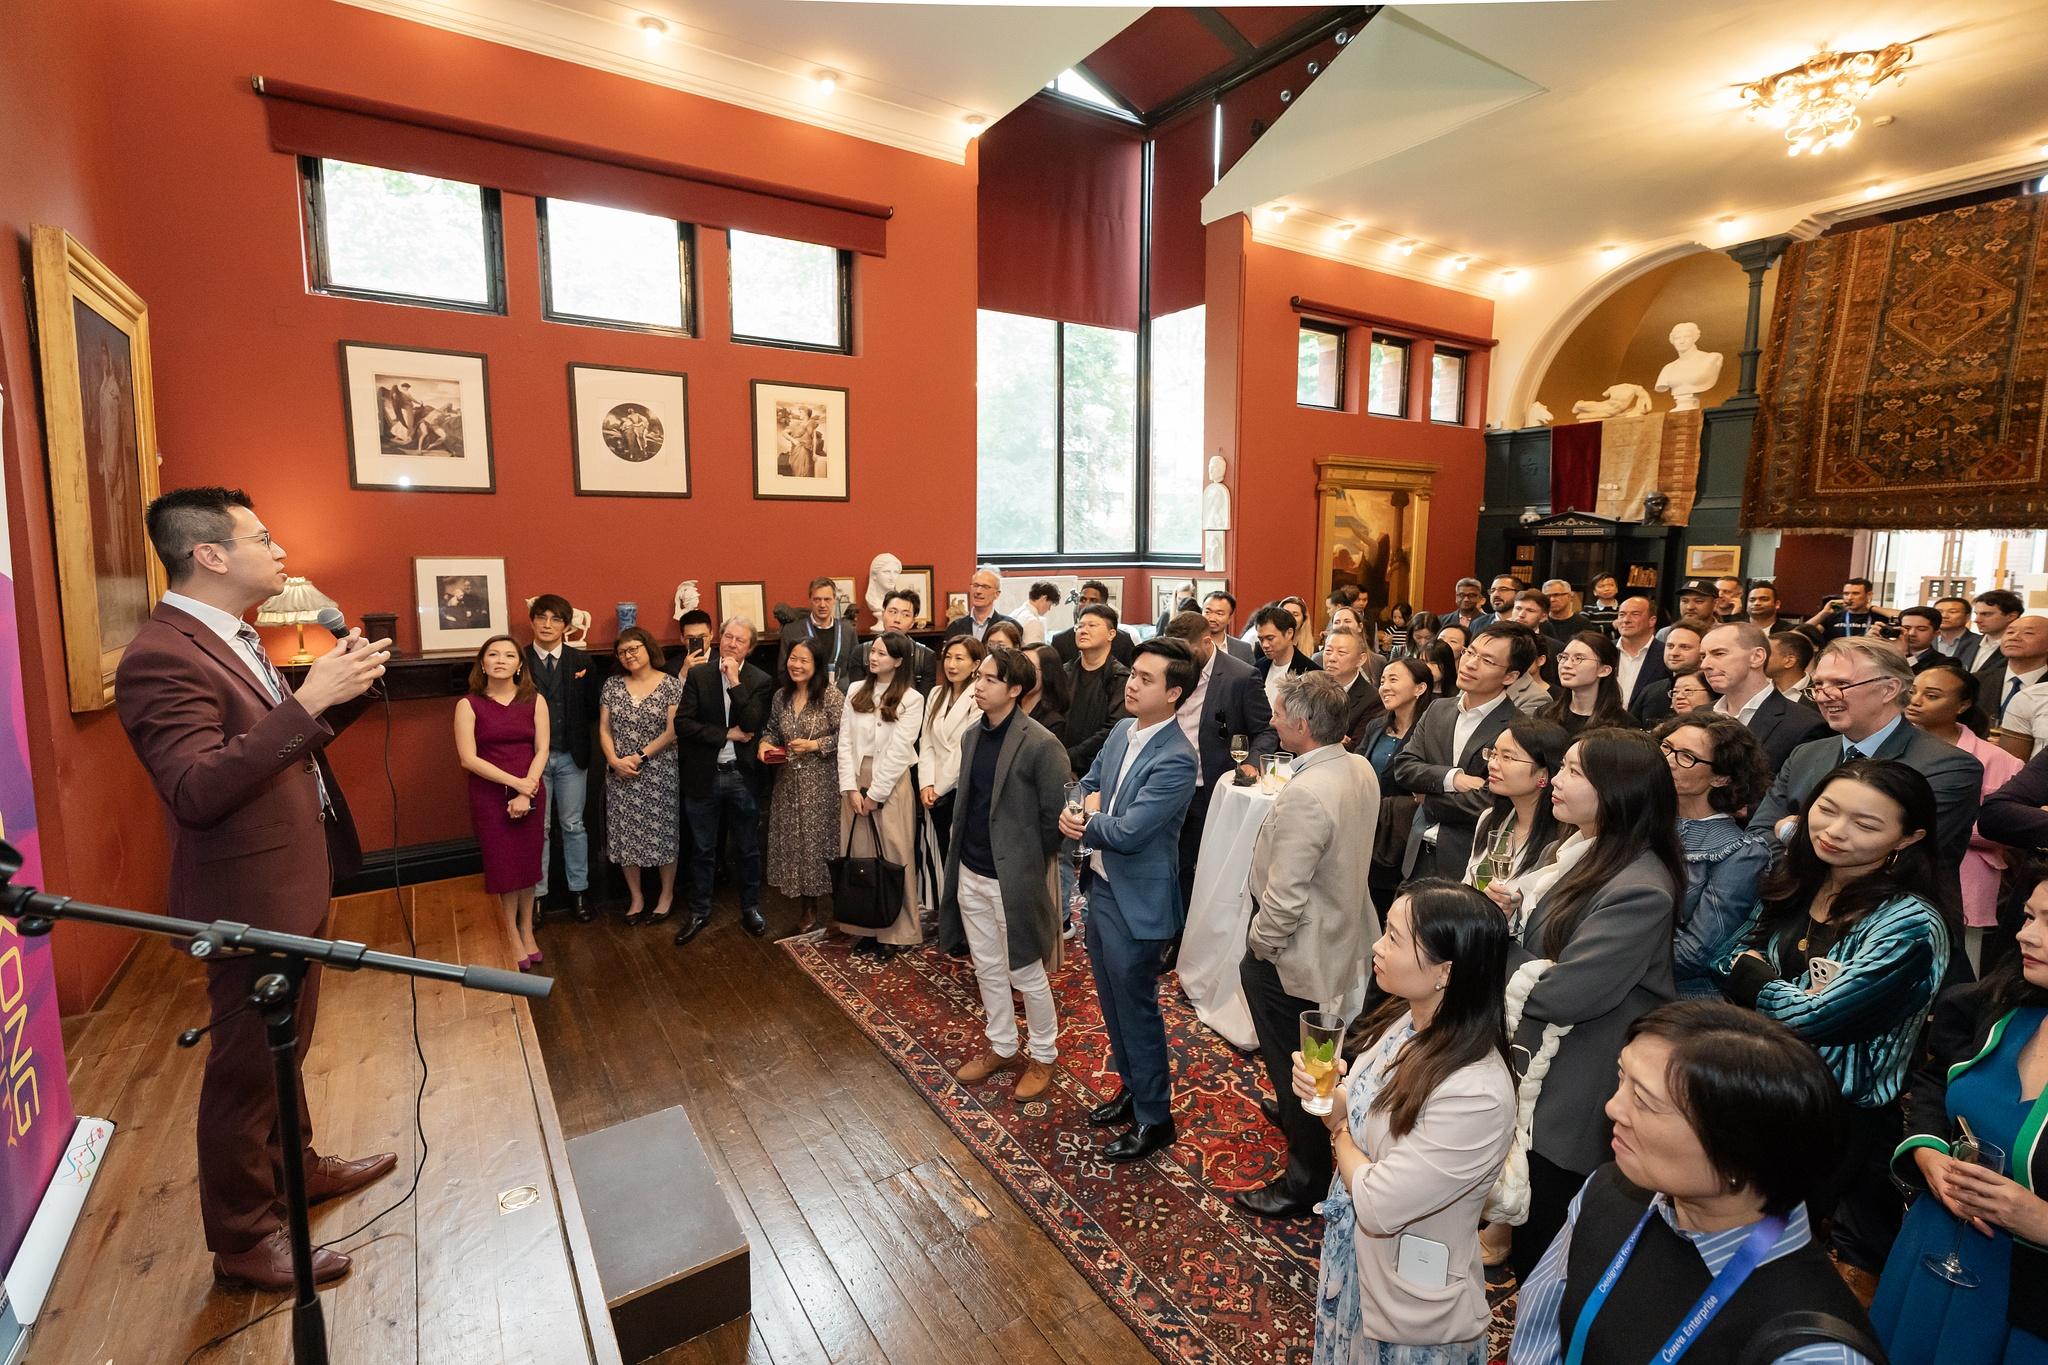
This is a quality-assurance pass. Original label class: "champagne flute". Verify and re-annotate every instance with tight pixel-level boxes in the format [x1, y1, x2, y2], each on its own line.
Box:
[1923, 1132, 2006, 1288]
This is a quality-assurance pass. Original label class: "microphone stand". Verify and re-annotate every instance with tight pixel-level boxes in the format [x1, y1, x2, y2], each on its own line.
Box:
[0, 840, 550, 1365]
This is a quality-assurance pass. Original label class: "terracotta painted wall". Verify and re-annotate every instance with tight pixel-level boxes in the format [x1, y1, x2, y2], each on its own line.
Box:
[4, 0, 978, 1009]
[1207, 218, 1493, 622]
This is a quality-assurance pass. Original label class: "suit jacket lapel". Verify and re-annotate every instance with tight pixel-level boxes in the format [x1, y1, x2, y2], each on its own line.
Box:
[156, 602, 276, 711]
[1102, 723, 1133, 808]
[989, 721, 1022, 806]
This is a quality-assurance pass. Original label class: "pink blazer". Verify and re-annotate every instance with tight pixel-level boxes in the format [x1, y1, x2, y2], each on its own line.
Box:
[1955, 728, 2022, 928]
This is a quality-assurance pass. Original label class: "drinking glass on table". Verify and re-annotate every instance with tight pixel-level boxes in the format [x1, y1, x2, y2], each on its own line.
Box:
[1229, 733, 1252, 785]
[1924, 1132, 2006, 1288]
[1299, 1010, 1346, 1117]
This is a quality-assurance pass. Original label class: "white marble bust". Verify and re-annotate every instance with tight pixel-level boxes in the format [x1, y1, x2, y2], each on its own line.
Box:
[864, 553, 902, 616]
[1655, 323, 1723, 411]
[1201, 454, 1231, 531]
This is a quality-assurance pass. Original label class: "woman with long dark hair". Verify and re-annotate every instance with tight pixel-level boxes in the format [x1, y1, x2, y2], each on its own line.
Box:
[1293, 880, 1515, 1364]
[1653, 713, 1776, 999]
[759, 637, 843, 933]
[1358, 656, 1437, 916]
[836, 631, 926, 957]
[1418, 639, 1458, 699]
[1467, 715, 1570, 894]
[1540, 630, 1635, 734]
[1385, 602, 1414, 658]
[1500, 728, 1685, 1278]
[1872, 857, 2048, 1360]
[1718, 758, 1951, 1280]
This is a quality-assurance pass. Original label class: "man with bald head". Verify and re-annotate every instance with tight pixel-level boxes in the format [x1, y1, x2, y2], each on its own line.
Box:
[1700, 622, 1828, 772]
[1978, 613, 2048, 732]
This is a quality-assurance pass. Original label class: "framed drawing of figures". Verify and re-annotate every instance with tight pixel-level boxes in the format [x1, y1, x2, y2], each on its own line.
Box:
[751, 380, 848, 501]
[1313, 459, 1433, 636]
[716, 582, 767, 635]
[340, 342, 494, 492]
[895, 566, 934, 628]
[569, 364, 690, 498]
[413, 556, 508, 655]
[30, 226, 166, 712]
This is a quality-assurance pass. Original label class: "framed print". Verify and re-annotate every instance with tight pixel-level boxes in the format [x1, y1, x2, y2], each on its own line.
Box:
[30, 225, 166, 712]
[413, 556, 509, 655]
[1194, 577, 1228, 601]
[896, 566, 934, 629]
[1151, 576, 1199, 625]
[716, 581, 767, 634]
[569, 364, 690, 498]
[1685, 544, 1742, 578]
[341, 342, 494, 492]
[944, 592, 969, 626]
[831, 576, 858, 620]
[1093, 576, 1126, 620]
[1314, 459, 1432, 634]
[750, 380, 848, 501]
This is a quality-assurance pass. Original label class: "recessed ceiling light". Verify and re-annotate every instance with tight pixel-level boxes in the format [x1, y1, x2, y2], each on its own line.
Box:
[637, 15, 666, 42]
[1335, 223, 1357, 240]
[814, 70, 839, 94]
[1452, 256, 1471, 271]
[1715, 215, 1745, 242]
[1598, 245, 1623, 262]
[1862, 181, 1888, 199]
[1397, 239, 1417, 256]
[1499, 268, 1525, 292]
[962, 113, 986, 130]
[1267, 204, 1293, 220]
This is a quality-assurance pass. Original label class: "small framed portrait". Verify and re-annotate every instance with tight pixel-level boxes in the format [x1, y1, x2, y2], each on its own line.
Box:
[896, 566, 935, 629]
[831, 576, 858, 619]
[341, 342, 494, 492]
[414, 556, 509, 655]
[569, 364, 690, 497]
[1684, 545, 1742, 578]
[751, 380, 848, 501]
[944, 592, 969, 625]
[716, 581, 768, 636]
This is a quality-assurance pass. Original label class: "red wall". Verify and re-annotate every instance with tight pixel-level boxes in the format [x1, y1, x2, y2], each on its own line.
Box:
[1207, 217, 1493, 619]
[4, 0, 978, 1009]
[1771, 535, 1856, 613]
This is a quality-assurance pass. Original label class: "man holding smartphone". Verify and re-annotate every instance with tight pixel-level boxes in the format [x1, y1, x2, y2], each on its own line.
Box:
[1806, 578, 1894, 638]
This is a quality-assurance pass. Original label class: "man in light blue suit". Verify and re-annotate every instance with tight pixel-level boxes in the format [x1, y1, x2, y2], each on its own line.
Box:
[1060, 637, 1200, 1163]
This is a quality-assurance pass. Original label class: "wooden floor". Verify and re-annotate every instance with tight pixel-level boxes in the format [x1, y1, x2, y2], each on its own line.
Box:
[32, 880, 619, 1364]
[528, 888, 1156, 1365]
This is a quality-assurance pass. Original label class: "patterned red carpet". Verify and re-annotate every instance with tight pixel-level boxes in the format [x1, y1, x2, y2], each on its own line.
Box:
[783, 932, 1516, 1364]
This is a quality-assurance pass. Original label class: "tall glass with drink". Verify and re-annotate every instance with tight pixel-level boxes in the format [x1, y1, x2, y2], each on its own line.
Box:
[1299, 1010, 1346, 1116]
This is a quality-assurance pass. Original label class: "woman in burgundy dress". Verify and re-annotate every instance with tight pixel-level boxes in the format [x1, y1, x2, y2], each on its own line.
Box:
[455, 635, 551, 970]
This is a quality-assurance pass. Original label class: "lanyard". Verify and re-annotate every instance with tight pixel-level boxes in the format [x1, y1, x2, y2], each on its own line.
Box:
[1563, 1206, 1785, 1365]
[807, 619, 839, 676]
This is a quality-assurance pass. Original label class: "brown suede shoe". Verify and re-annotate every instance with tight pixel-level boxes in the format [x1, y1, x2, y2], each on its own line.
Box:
[214, 1229, 351, 1291]
[955, 1051, 1023, 1084]
[305, 1151, 399, 1206]
[1015, 1060, 1055, 1101]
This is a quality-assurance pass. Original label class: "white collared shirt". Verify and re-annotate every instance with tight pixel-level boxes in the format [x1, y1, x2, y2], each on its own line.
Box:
[1714, 681, 1773, 727]
[160, 590, 274, 697]
[2003, 681, 2048, 752]
[1176, 651, 1216, 785]
[1090, 716, 1172, 881]
[1999, 664, 2048, 721]
[1614, 636, 1655, 704]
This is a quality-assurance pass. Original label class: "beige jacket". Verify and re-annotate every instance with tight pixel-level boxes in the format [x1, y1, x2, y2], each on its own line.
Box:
[1343, 1033, 1516, 1346]
[1245, 743, 1381, 1005]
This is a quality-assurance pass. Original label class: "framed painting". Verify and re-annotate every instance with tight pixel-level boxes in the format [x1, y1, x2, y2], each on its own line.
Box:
[413, 556, 509, 655]
[896, 566, 934, 629]
[30, 226, 166, 712]
[716, 581, 767, 635]
[341, 342, 494, 492]
[751, 380, 848, 501]
[831, 576, 858, 620]
[1313, 459, 1433, 635]
[944, 592, 969, 626]
[570, 364, 690, 498]
[1684, 544, 1742, 578]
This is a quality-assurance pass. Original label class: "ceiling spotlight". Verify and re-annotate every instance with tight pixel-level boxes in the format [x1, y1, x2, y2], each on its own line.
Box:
[1398, 239, 1417, 256]
[1598, 245, 1623, 263]
[1715, 215, 1745, 241]
[1335, 223, 1357, 240]
[1862, 181, 1888, 199]
[962, 113, 986, 131]
[2039, 141, 2048, 158]
[637, 15, 667, 41]
[1452, 256, 1471, 271]
[814, 70, 839, 94]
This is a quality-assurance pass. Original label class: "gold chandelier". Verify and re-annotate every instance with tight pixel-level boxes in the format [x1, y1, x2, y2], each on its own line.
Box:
[1739, 43, 1913, 156]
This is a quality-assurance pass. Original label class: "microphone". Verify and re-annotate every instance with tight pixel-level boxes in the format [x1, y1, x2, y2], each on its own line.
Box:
[315, 606, 349, 639]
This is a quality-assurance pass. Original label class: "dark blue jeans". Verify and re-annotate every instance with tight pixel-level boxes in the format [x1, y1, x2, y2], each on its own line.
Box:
[684, 766, 762, 916]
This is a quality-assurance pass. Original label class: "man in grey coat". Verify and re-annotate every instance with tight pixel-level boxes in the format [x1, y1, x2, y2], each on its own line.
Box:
[1236, 671, 1382, 1219]
[938, 645, 1072, 1100]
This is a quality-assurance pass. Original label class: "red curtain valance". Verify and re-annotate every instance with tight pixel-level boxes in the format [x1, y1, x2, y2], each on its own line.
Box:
[978, 95, 1142, 330]
[253, 77, 892, 257]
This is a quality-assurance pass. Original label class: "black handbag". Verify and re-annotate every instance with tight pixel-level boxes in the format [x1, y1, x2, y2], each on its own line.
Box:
[829, 808, 904, 929]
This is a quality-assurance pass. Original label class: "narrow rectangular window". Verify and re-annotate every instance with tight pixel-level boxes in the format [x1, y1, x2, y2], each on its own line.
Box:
[540, 199, 692, 334]
[1430, 346, 1469, 425]
[728, 230, 852, 353]
[1367, 334, 1411, 418]
[1297, 320, 1346, 409]
[303, 157, 504, 313]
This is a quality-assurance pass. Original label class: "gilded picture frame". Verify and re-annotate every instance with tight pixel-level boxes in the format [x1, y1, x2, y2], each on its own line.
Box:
[1313, 459, 1433, 636]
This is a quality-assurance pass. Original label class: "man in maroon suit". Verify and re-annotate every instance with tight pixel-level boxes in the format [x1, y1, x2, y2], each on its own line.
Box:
[115, 486, 396, 1291]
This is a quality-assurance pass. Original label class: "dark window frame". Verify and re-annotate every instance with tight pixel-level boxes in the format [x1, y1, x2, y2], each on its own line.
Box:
[1296, 318, 1348, 411]
[1367, 332, 1412, 418]
[1430, 344, 1470, 426]
[725, 229, 855, 355]
[300, 156, 507, 316]
[537, 198, 697, 337]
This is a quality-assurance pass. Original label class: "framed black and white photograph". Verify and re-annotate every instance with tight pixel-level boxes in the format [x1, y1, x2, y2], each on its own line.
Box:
[341, 343, 494, 492]
[896, 566, 934, 629]
[569, 364, 690, 498]
[413, 556, 508, 654]
[831, 576, 858, 619]
[716, 581, 768, 635]
[750, 380, 848, 501]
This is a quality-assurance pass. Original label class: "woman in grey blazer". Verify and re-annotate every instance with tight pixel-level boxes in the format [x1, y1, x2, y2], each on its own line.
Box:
[1500, 727, 1686, 1279]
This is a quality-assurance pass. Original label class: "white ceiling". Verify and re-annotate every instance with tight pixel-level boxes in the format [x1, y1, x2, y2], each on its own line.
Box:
[1207, 0, 2048, 273]
[336, 0, 1141, 161]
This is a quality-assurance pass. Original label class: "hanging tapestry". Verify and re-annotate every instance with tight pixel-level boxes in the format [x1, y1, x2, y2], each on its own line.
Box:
[1745, 193, 2048, 530]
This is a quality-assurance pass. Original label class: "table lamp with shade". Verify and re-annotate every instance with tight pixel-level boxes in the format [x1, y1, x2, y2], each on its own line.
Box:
[255, 576, 340, 664]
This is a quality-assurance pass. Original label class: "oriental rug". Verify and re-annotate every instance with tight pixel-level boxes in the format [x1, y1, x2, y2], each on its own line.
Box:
[784, 932, 1517, 1364]
[1747, 193, 2048, 530]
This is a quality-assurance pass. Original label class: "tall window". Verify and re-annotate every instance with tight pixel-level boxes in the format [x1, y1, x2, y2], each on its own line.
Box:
[1148, 306, 1205, 556]
[1430, 346, 1468, 425]
[976, 313, 1059, 555]
[728, 230, 851, 352]
[1367, 334, 1411, 417]
[302, 157, 504, 312]
[1297, 320, 1345, 409]
[540, 199, 692, 333]
[1061, 324, 1138, 555]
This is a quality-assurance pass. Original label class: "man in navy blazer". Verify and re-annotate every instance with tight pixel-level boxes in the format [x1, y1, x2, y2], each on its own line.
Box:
[1061, 638, 1200, 1163]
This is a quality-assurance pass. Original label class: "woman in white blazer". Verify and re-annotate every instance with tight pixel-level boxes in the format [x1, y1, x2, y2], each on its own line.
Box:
[837, 632, 927, 958]
[1292, 879, 1517, 1364]
[918, 636, 986, 874]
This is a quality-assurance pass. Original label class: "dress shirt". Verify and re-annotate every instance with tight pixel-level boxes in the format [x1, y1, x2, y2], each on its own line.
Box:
[1176, 651, 1216, 786]
[1088, 716, 1172, 882]
[961, 608, 997, 641]
[1714, 682, 1773, 727]
[1779, 676, 1811, 703]
[718, 668, 738, 765]
[2001, 681, 2048, 752]
[1020, 609, 1048, 646]
[1936, 631, 1969, 657]
[1841, 712, 1904, 762]
[1999, 663, 2048, 722]
[1614, 637, 1656, 704]
[1418, 691, 1510, 847]
[161, 590, 276, 697]
[1972, 632, 2006, 672]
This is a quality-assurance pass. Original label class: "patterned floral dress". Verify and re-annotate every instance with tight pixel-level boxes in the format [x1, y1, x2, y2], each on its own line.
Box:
[762, 684, 843, 898]
[1316, 1017, 1489, 1365]
[601, 672, 682, 866]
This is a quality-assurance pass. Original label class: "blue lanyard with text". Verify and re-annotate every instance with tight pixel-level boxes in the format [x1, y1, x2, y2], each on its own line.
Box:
[1563, 1206, 1786, 1365]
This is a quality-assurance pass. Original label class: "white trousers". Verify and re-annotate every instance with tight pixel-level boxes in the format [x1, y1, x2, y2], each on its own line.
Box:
[957, 868, 1058, 1064]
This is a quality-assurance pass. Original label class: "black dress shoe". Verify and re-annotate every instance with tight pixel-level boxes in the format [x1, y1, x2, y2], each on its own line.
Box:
[741, 906, 766, 937]
[1258, 1096, 1282, 1127]
[673, 914, 711, 946]
[1088, 1089, 1135, 1128]
[573, 894, 595, 923]
[1103, 1120, 1176, 1162]
[1233, 1179, 1319, 1219]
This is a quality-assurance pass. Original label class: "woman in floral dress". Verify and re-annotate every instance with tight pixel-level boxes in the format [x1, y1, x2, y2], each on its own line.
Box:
[761, 638, 843, 932]
[599, 627, 682, 924]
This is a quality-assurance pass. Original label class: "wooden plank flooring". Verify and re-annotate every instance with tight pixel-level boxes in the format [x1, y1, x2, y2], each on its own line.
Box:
[526, 889, 1156, 1365]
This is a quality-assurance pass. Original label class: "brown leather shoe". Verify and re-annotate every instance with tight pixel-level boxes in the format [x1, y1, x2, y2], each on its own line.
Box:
[1015, 1060, 1055, 1100]
[305, 1151, 399, 1206]
[955, 1051, 1023, 1084]
[214, 1229, 351, 1291]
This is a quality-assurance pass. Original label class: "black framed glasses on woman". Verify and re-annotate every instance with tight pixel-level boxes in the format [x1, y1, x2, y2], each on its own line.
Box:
[1659, 740, 1706, 769]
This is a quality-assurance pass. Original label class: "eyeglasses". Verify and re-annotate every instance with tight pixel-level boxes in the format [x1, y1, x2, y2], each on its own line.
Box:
[191, 530, 273, 557]
[1478, 745, 1534, 765]
[1659, 740, 1707, 770]
[1808, 676, 1896, 701]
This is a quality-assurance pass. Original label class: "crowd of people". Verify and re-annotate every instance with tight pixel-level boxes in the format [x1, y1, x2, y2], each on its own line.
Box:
[455, 563, 2048, 1364]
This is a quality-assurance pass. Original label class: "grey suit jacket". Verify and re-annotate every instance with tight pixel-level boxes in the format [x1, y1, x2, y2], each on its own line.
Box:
[1222, 635, 1255, 665]
[1245, 745, 1382, 1005]
[1387, 694, 1516, 878]
[1743, 687, 1832, 773]
[1515, 847, 1678, 1174]
[937, 713, 1070, 969]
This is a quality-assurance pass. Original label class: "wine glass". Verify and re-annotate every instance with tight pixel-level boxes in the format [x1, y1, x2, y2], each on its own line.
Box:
[1062, 781, 1090, 870]
[1229, 733, 1251, 785]
[1924, 1133, 2006, 1288]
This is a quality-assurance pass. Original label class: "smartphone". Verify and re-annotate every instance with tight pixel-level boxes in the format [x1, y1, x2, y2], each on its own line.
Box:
[1807, 957, 1843, 992]
[1396, 1233, 1450, 1290]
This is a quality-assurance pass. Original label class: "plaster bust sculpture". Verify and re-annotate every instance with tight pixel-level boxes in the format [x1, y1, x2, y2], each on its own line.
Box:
[1571, 383, 1654, 421]
[1525, 401, 1555, 427]
[864, 553, 903, 615]
[1654, 323, 1724, 411]
[672, 578, 700, 621]
[1201, 454, 1231, 531]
